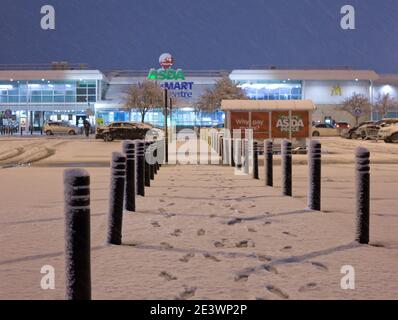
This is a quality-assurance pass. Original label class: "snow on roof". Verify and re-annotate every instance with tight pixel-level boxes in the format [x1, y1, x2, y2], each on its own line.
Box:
[0, 70, 105, 81]
[221, 99, 316, 111]
[230, 69, 379, 81]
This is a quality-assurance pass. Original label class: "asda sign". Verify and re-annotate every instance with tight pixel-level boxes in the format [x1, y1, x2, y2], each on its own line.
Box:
[147, 68, 186, 81]
[147, 53, 193, 99]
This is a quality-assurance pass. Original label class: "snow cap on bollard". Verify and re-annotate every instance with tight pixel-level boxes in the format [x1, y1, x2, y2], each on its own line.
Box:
[356, 147, 370, 171]
[282, 139, 292, 154]
[64, 169, 90, 207]
[64, 168, 90, 186]
[122, 140, 135, 152]
[111, 152, 126, 174]
[309, 140, 322, 153]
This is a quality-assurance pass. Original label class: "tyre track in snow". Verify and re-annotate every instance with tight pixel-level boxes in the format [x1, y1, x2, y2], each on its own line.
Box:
[0, 140, 66, 168]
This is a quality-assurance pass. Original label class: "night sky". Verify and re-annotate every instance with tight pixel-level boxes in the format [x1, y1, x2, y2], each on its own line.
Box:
[1, 0, 398, 72]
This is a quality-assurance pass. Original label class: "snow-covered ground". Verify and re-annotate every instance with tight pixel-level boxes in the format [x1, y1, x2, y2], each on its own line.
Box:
[0, 136, 397, 300]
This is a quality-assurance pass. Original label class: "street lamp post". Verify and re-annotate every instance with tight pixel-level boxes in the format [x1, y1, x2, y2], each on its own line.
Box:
[164, 89, 169, 163]
[169, 97, 173, 143]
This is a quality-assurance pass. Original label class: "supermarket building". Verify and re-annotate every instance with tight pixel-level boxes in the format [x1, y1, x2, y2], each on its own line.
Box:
[1, 64, 398, 132]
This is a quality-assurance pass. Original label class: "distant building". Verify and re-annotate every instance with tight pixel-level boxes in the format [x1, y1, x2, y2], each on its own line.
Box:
[0, 66, 104, 132]
[1, 64, 398, 132]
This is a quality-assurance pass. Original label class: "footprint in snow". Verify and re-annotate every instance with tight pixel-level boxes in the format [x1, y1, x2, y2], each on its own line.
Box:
[236, 240, 255, 248]
[197, 229, 206, 236]
[263, 265, 278, 275]
[248, 227, 257, 233]
[176, 287, 197, 300]
[298, 282, 320, 293]
[280, 246, 292, 252]
[160, 242, 174, 250]
[227, 218, 242, 225]
[234, 273, 249, 282]
[179, 252, 195, 263]
[258, 255, 273, 262]
[151, 221, 161, 228]
[310, 261, 329, 271]
[167, 203, 175, 207]
[266, 285, 289, 299]
[213, 241, 225, 248]
[282, 231, 298, 237]
[203, 253, 221, 262]
[170, 229, 182, 237]
[159, 271, 177, 281]
[159, 199, 166, 203]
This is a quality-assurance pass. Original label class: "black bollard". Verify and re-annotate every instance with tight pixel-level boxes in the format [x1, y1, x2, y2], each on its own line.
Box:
[235, 139, 242, 169]
[123, 140, 136, 212]
[157, 139, 165, 168]
[231, 138, 235, 167]
[144, 142, 151, 187]
[265, 140, 273, 187]
[107, 152, 126, 245]
[253, 141, 259, 179]
[223, 137, 228, 165]
[282, 140, 292, 196]
[64, 169, 91, 300]
[308, 140, 322, 211]
[150, 143, 155, 180]
[135, 140, 146, 197]
[153, 142, 158, 175]
[355, 147, 370, 244]
[244, 139, 250, 174]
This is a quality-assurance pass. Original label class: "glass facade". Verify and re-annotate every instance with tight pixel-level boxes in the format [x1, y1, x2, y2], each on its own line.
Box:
[0, 80, 97, 104]
[236, 80, 302, 100]
[96, 108, 225, 128]
[0, 79, 98, 133]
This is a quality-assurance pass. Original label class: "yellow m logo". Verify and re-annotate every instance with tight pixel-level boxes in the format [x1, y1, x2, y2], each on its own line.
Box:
[331, 85, 342, 96]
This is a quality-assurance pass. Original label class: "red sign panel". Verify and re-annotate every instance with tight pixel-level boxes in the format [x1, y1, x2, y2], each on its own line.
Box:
[251, 112, 270, 139]
[230, 112, 270, 139]
[271, 111, 309, 138]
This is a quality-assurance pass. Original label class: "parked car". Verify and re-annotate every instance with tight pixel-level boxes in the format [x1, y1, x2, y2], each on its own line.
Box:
[43, 121, 77, 136]
[96, 122, 163, 142]
[312, 124, 339, 137]
[344, 121, 374, 139]
[335, 122, 351, 129]
[378, 123, 398, 143]
[344, 119, 398, 140]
